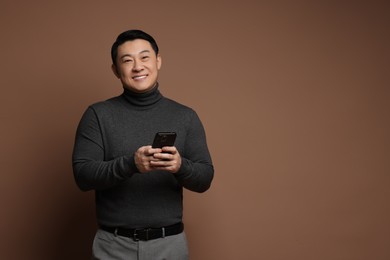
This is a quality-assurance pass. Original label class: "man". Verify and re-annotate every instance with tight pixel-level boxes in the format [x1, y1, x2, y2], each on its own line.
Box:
[72, 29, 214, 259]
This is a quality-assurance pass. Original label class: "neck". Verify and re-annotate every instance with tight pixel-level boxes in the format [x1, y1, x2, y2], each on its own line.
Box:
[122, 83, 163, 108]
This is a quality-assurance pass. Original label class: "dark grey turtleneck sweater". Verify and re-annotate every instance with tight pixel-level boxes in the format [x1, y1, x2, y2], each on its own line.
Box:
[72, 85, 214, 228]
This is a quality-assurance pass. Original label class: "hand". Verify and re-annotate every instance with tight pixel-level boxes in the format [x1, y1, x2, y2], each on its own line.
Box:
[134, 145, 162, 173]
[150, 146, 182, 174]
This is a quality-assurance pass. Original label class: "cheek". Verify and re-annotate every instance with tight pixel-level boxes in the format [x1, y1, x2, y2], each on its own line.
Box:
[119, 69, 132, 79]
[153, 64, 161, 73]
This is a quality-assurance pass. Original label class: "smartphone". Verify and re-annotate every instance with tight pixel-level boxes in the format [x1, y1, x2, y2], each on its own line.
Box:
[152, 132, 177, 148]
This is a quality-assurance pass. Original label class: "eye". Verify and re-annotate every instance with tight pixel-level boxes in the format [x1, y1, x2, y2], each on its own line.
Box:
[123, 59, 133, 63]
[141, 56, 150, 61]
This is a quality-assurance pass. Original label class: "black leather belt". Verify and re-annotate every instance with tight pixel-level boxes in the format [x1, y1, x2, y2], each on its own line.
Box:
[100, 222, 184, 241]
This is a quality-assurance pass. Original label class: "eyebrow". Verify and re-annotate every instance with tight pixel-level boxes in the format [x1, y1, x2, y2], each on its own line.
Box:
[120, 50, 151, 59]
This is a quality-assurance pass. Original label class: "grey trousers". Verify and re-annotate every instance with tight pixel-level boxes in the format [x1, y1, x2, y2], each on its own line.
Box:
[92, 228, 189, 260]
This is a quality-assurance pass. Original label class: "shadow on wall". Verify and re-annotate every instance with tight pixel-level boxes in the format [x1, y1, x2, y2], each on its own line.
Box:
[12, 121, 98, 259]
[44, 132, 97, 259]
[48, 192, 96, 259]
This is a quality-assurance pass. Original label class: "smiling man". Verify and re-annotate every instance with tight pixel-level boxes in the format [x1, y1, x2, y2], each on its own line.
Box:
[112, 39, 161, 93]
[72, 30, 214, 259]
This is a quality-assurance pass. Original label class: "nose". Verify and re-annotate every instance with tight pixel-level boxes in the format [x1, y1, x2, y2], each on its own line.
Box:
[132, 59, 143, 72]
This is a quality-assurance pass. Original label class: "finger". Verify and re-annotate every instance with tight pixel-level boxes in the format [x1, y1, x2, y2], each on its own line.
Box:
[139, 145, 158, 156]
[151, 162, 180, 173]
[153, 152, 173, 161]
[148, 147, 163, 156]
[150, 159, 170, 167]
[161, 146, 176, 154]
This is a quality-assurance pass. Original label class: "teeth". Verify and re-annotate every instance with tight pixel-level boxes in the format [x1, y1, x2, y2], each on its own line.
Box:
[133, 75, 147, 80]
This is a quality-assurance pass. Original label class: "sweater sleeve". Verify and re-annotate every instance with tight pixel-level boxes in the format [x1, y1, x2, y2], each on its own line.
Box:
[174, 110, 214, 193]
[72, 107, 138, 191]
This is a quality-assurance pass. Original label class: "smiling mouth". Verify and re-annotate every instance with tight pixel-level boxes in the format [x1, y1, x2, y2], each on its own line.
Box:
[132, 75, 147, 80]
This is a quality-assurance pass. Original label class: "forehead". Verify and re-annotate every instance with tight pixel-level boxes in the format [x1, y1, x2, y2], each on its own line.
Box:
[117, 39, 154, 55]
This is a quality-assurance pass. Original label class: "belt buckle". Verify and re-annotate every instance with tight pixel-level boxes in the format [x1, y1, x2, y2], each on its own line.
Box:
[133, 229, 140, 241]
[146, 228, 152, 241]
[133, 228, 152, 241]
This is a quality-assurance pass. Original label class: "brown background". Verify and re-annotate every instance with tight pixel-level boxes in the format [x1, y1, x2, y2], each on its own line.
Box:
[1, 1, 389, 259]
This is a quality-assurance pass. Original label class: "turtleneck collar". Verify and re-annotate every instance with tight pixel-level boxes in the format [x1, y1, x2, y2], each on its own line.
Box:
[122, 83, 163, 108]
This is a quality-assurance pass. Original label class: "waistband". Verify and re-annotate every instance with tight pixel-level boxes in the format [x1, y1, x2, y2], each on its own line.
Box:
[100, 222, 184, 241]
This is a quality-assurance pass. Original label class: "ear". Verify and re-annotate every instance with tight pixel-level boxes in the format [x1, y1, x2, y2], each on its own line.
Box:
[157, 54, 162, 70]
[111, 64, 120, 78]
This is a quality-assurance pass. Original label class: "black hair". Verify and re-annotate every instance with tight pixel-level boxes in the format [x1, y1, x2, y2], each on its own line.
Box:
[111, 29, 159, 66]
